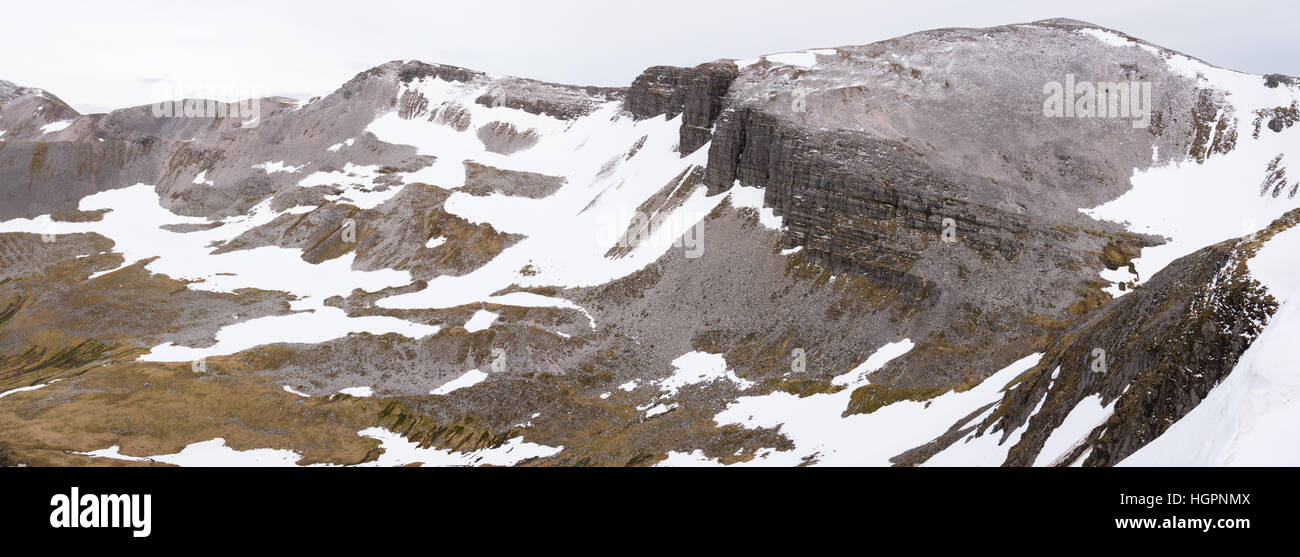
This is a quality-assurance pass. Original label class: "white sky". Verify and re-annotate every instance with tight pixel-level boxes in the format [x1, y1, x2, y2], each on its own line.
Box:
[4, 0, 1296, 114]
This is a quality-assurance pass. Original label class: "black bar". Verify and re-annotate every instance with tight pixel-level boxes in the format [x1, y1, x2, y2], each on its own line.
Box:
[2, 467, 1285, 545]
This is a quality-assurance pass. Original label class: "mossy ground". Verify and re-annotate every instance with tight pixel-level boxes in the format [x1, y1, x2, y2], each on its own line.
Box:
[0, 357, 386, 466]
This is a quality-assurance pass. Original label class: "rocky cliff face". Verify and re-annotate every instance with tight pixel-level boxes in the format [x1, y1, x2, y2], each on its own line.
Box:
[901, 214, 1288, 466]
[627, 61, 738, 154]
[704, 108, 1032, 290]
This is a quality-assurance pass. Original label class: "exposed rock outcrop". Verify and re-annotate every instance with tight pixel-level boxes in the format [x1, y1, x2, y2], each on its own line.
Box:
[626, 61, 738, 154]
[904, 210, 1297, 467]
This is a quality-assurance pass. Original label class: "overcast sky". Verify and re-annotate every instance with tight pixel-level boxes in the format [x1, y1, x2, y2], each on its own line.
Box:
[4, 0, 1296, 114]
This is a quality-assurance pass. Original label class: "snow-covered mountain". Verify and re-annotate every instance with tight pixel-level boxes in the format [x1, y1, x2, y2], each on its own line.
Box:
[0, 18, 1295, 467]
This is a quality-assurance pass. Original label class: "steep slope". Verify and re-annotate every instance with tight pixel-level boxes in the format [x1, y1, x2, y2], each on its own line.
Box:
[1120, 211, 1300, 466]
[903, 23, 1300, 467]
[915, 221, 1281, 467]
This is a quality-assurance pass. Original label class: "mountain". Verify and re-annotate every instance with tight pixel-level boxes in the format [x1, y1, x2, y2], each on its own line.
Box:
[0, 18, 1296, 467]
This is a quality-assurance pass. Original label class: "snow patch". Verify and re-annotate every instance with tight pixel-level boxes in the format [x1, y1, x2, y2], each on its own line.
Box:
[77, 438, 306, 467]
[643, 402, 678, 418]
[0, 378, 63, 400]
[831, 339, 915, 387]
[430, 368, 489, 395]
[142, 306, 438, 361]
[1247, 225, 1300, 302]
[683, 343, 1038, 466]
[1076, 28, 1134, 49]
[657, 352, 755, 396]
[355, 427, 562, 466]
[728, 183, 784, 229]
[326, 138, 355, 152]
[463, 309, 498, 332]
[370, 89, 719, 321]
[738, 49, 835, 70]
[337, 386, 373, 397]
[253, 160, 305, 174]
[40, 120, 72, 134]
[1033, 394, 1116, 466]
[1079, 44, 1299, 295]
[297, 163, 405, 210]
[922, 355, 1048, 467]
[3, 185, 449, 362]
